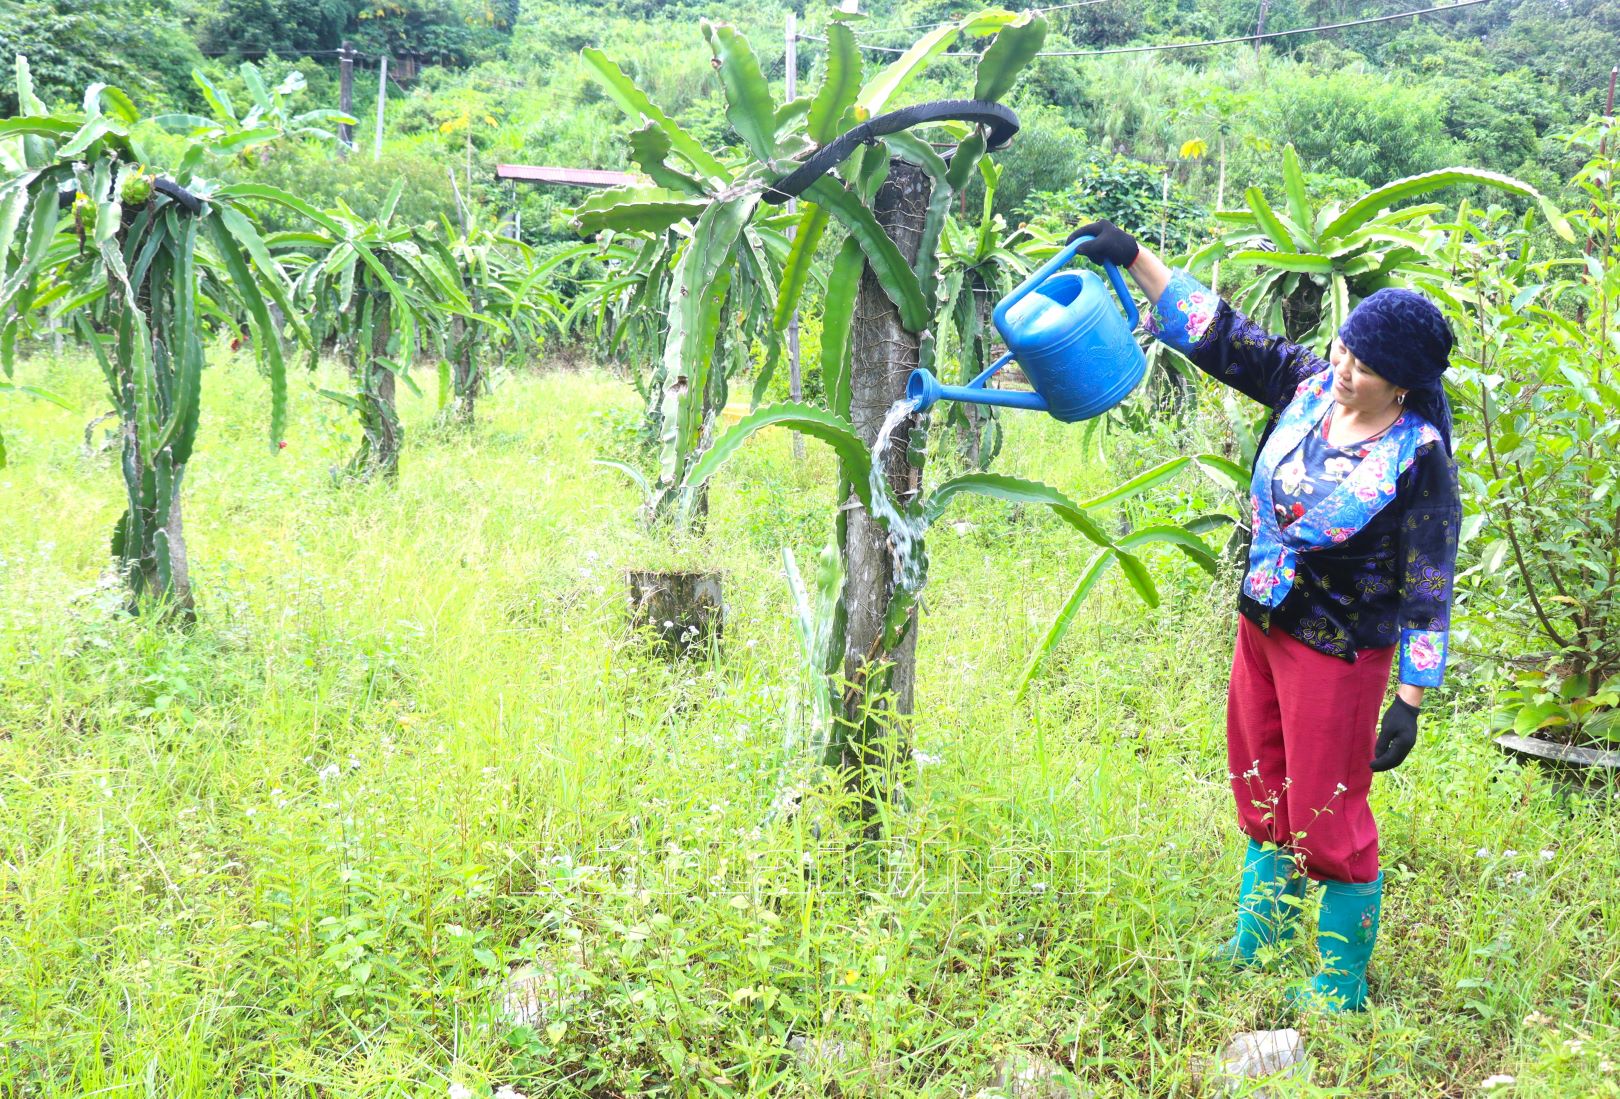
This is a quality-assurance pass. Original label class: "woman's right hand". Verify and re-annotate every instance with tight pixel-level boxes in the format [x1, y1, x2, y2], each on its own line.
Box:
[1065, 219, 1140, 269]
[1065, 219, 1170, 303]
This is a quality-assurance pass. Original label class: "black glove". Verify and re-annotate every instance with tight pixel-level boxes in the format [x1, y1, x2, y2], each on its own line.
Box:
[1064, 219, 1140, 269]
[1371, 697, 1420, 772]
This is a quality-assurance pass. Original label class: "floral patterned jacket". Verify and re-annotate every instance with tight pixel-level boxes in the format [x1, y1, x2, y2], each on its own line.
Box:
[1147, 271, 1460, 687]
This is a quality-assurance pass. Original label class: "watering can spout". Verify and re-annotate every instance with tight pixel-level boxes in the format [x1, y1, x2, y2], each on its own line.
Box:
[906, 361, 1051, 415]
[906, 367, 942, 411]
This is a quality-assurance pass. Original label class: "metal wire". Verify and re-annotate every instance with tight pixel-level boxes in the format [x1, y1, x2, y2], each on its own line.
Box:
[857, 0, 1122, 37]
[797, 0, 1489, 58]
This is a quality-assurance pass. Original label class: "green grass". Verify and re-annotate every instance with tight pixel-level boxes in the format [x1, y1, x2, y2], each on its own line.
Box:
[0, 349, 1616, 1098]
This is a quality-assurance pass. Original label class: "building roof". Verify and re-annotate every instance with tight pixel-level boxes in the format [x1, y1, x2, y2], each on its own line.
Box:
[495, 164, 641, 187]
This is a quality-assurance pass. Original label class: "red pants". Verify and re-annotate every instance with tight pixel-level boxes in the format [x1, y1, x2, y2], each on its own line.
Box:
[1227, 616, 1394, 884]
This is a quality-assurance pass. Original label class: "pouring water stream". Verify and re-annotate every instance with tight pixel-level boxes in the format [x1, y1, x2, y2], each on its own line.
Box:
[868, 397, 928, 595]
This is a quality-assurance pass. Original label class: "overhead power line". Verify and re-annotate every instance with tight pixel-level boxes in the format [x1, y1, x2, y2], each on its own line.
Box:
[860, 0, 1121, 37]
[798, 0, 1488, 58]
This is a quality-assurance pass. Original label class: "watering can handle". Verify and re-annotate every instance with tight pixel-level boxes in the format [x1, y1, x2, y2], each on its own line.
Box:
[991, 236, 1141, 334]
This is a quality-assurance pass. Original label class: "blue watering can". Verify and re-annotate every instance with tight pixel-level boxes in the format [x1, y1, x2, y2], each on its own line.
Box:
[906, 236, 1147, 423]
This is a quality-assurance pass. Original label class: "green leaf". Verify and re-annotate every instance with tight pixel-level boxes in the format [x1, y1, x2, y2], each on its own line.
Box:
[972, 13, 1047, 103]
[573, 186, 708, 236]
[882, 131, 950, 304]
[1281, 145, 1314, 249]
[15, 56, 46, 117]
[1227, 250, 1335, 275]
[774, 96, 812, 135]
[657, 196, 758, 484]
[0, 118, 76, 141]
[1320, 168, 1560, 242]
[1536, 196, 1574, 243]
[820, 237, 863, 419]
[628, 124, 705, 195]
[1112, 548, 1160, 607]
[1512, 701, 1569, 735]
[0, 382, 74, 411]
[924, 472, 1114, 548]
[1079, 456, 1192, 509]
[945, 128, 987, 193]
[1191, 453, 1250, 492]
[239, 61, 272, 111]
[1245, 186, 1299, 252]
[682, 401, 873, 508]
[807, 22, 861, 143]
[0, 187, 61, 325]
[857, 11, 1016, 114]
[217, 206, 307, 343]
[216, 182, 348, 234]
[1116, 525, 1218, 575]
[192, 68, 236, 123]
[57, 116, 122, 159]
[205, 216, 288, 448]
[773, 204, 828, 331]
[1328, 273, 1350, 336]
[1016, 549, 1113, 698]
[702, 21, 777, 163]
[582, 48, 730, 183]
[805, 177, 929, 332]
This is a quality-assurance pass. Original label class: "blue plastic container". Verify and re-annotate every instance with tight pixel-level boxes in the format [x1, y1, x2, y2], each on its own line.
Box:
[906, 236, 1148, 423]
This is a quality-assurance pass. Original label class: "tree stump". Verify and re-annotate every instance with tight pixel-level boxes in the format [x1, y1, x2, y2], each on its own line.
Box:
[626, 569, 724, 655]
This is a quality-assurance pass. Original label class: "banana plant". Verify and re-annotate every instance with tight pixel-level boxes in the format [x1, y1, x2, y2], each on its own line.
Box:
[1, 57, 300, 618]
[576, 9, 1046, 527]
[1200, 143, 1574, 353]
[250, 182, 474, 480]
[152, 62, 356, 159]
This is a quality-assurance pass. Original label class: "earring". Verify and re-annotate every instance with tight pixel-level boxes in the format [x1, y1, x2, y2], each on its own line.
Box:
[1397, 393, 1406, 405]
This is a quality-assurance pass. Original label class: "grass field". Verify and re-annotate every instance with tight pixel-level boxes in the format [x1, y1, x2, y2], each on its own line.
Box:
[1, 350, 1616, 1097]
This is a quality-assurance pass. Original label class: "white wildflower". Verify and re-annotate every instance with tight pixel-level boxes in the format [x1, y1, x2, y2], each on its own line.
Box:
[1480, 1075, 1515, 1090]
[317, 762, 340, 783]
[448, 1084, 473, 1099]
[1539, 848, 1556, 861]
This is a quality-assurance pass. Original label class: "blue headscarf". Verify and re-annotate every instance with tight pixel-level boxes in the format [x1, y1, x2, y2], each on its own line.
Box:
[1337, 288, 1455, 451]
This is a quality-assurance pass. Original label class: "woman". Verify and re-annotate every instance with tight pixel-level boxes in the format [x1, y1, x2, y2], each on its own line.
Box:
[1069, 220, 1460, 1012]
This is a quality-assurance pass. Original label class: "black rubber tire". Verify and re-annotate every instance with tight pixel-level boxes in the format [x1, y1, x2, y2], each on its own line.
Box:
[58, 177, 202, 214]
[762, 99, 1018, 205]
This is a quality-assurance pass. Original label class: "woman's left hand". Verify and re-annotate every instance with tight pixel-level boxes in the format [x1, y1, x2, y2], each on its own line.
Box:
[1371, 697, 1420, 772]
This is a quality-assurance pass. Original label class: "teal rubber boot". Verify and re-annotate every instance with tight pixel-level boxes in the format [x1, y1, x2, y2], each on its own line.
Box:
[1290, 872, 1383, 1012]
[1217, 838, 1308, 966]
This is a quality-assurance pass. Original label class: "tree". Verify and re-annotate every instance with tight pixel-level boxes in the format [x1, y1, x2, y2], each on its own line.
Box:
[1, 57, 298, 617]
[259, 183, 473, 479]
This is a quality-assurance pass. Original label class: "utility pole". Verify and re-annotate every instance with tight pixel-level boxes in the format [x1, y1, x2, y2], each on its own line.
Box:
[1253, 0, 1271, 54]
[785, 10, 804, 459]
[373, 55, 388, 163]
[338, 42, 355, 153]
